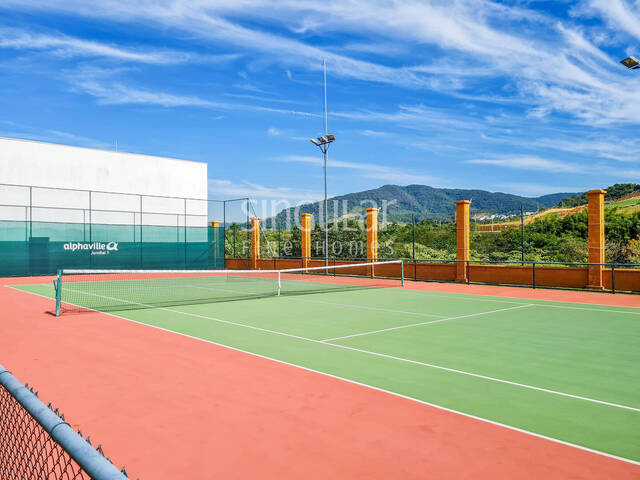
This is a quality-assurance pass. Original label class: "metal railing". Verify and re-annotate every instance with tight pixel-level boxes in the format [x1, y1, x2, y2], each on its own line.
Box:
[0, 365, 134, 480]
[0, 182, 250, 231]
[245, 256, 640, 295]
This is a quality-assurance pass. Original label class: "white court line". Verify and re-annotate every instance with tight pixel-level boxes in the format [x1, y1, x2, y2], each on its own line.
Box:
[197, 279, 640, 316]
[396, 288, 640, 314]
[50, 286, 640, 414]
[283, 296, 447, 318]
[535, 304, 640, 315]
[321, 304, 534, 342]
[12, 279, 640, 314]
[7, 285, 640, 467]
[185, 282, 447, 319]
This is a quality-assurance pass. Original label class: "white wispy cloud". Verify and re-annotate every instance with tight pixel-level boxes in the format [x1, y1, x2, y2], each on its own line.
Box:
[335, 104, 484, 132]
[0, 28, 239, 65]
[577, 0, 640, 42]
[467, 156, 584, 173]
[280, 155, 442, 185]
[4, 0, 640, 165]
[3, 0, 640, 129]
[533, 137, 640, 163]
[0, 123, 111, 149]
[480, 130, 640, 163]
[360, 129, 391, 137]
[496, 183, 586, 197]
[208, 178, 320, 202]
[468, 155, 640, 183]
[65, 67, 318, 117]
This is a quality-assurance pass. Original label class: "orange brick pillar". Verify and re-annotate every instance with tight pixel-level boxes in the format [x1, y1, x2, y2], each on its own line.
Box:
[455, 200, 471, 282]
[210, 221, 220, 268]
[366, 208, 378, 276]
[301, 213, 312, 269]
[587, 189, 606, 289]
[250, 217, 260, 269]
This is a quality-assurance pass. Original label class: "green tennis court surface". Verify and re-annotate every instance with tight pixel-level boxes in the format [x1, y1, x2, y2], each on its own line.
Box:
[14, 276, 640, 464]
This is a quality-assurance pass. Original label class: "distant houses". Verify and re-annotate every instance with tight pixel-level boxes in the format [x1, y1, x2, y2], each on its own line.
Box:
[472, 212, 536, 222]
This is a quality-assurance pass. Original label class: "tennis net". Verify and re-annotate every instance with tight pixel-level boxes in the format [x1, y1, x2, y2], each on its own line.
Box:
[55, 260, 404, 315]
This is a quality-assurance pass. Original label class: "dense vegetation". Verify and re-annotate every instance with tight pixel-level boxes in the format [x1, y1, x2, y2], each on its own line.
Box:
[555, 183, 640, 208]
[230, 206, 640, 265]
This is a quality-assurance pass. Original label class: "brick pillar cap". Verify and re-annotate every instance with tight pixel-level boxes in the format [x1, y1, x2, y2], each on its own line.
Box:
[251, 217, 261, 221]
[301, 213, 312, 218]
[366, 207, 379, 212]
[455, 200, 471, 205]
[586, 189, 607, 195]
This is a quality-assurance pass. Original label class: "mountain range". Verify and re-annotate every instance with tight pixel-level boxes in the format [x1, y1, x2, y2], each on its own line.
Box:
[270, 184, 578, 226]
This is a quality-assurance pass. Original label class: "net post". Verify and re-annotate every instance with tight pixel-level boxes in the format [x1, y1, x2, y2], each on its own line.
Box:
[277, 272, 281, 296]
[400, 260, 405, 286]
[55, 269, 62, 317]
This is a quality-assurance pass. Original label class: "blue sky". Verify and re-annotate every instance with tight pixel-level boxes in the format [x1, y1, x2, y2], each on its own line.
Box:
[1, 0, 640, 215]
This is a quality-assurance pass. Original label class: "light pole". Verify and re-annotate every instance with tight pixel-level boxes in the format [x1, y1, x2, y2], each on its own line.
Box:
[310, 134, 335, 266]
[621, 56, 640, 70]
[310, 59, 335, 267]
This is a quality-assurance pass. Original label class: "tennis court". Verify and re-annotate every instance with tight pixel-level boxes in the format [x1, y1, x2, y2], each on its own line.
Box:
[7, 262, 640, 476]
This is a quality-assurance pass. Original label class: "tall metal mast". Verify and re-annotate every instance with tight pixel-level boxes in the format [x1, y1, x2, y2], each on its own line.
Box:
[323, 59, 328, 267]
[309, 59, 335, 268]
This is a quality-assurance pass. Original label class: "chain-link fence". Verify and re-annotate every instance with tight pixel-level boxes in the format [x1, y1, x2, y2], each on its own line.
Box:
[0, 366, 133, 480]
[0, 183, 252, 275]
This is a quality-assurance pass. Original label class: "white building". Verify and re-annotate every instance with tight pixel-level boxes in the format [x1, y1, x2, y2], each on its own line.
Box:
[0, 137, 209, 228]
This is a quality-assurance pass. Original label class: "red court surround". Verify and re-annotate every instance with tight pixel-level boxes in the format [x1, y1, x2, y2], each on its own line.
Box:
[1, 276, 638, 479]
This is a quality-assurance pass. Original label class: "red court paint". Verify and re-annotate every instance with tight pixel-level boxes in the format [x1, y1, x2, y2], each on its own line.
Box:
[0, 276, 638, 479]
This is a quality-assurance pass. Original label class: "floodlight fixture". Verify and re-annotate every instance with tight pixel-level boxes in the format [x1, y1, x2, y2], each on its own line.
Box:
[326, 134, 335, 142]
[317, 136, 327, 143]
[310, 138, 321, 146]
[621, 56, 640, 69]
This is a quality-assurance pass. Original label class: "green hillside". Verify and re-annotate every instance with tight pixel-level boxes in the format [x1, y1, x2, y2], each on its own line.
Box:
[269, 184, 577, 226]
[555, 184, 640, 208]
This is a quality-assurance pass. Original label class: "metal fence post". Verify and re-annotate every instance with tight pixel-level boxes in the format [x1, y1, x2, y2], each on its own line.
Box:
[532, 262, 536, 289]
[139, 195, 143, 267]
[412, 214, 416, 260]
[520, 205, 525, 266]
[466, 260, 470, 285]
[88, 191, 92, 242]
[29, 186, 32, 239]
[612, 264, 616, 294]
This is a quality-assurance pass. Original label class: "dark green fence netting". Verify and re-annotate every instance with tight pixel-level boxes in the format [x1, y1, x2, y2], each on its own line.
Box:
[0, 220, 225, 276]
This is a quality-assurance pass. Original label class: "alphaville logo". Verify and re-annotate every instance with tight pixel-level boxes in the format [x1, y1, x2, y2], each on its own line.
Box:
[63, 241, 119, 255]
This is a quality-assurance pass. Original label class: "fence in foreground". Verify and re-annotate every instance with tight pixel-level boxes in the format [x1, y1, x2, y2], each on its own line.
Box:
[0, 365, 133, 480]
[225, 257, 640, 294]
